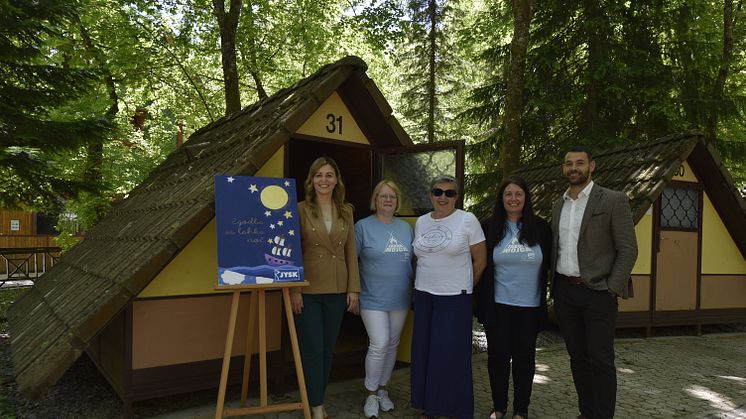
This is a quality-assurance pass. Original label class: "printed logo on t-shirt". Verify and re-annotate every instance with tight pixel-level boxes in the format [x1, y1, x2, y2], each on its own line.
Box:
[501, 235, 536, 261]
[384, 232, 408, 253]
[415, 225, 452, 253]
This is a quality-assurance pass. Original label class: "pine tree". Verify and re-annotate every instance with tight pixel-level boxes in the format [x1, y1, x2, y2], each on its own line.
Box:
[0, 0, 112, 211]
[398, 0, 462, 143]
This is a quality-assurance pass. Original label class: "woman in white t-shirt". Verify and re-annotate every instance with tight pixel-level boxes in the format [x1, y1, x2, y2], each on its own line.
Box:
[411, 175, 487, 419]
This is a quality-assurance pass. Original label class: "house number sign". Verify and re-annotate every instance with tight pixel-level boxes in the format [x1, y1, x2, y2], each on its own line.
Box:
[325, 113, 343, 134]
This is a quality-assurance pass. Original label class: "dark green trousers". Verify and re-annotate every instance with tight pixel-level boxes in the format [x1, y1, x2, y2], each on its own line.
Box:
[294, 293, 346, 407]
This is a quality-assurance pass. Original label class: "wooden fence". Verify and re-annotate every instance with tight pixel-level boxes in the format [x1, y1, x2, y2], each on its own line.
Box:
[0, 235, 57, 249]
[0, 246, 61, 287]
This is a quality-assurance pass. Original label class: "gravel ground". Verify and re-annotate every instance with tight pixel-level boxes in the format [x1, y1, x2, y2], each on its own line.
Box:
[3, 309, 745, 418]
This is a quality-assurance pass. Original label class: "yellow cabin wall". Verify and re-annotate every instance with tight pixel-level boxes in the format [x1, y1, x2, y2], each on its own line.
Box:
[141, 93, 374, 299]
[295, 92, 369, 145]
[631, 211, 652, 275]
[701, 192, 746, 274]
[139, 146, 285, 297]
[255, 145, 285, 178]
[672, 161, 697, 182]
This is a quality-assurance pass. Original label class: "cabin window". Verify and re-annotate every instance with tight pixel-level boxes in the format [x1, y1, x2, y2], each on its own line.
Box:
[660, 186, 699, 230]
[35, 213, 58, 235]
[380, 149, 457, 216]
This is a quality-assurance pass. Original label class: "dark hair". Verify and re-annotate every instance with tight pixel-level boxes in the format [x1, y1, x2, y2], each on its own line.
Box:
[566, 145, 594, 161]
[487, 175, 540, 248]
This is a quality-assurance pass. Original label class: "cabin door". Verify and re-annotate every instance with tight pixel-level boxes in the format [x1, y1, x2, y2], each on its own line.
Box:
[653, 181, 702, 325]
[286, 138, 373, 221]
[376, 141, 466, 217]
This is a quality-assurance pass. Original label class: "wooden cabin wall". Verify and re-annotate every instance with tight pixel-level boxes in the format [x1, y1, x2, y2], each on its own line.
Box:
[700, 192, 746, 311]
[0, 236, 56, 248]
[88, 310, 126, 398]
[618, 211, 654, 315]
[131, 294, 282, 369]
[0, 210, 33, 235]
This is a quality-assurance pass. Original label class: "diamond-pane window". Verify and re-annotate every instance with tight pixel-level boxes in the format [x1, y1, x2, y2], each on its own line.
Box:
[381, 149, 457, 216]
[660, 186, 699, 229]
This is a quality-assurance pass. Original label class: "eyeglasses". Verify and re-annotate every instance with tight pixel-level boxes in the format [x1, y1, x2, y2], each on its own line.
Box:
[377, 194, 397, 200]
[431, 188, 457, 198]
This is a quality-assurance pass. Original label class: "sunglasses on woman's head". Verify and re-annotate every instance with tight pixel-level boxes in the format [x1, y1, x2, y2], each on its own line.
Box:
[431, 188, 458, 198]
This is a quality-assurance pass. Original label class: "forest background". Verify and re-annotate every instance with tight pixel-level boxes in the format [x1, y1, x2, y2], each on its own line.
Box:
[2, 0, 745, 241]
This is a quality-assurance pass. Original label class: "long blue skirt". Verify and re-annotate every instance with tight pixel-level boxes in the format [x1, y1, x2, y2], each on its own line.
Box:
[411, 289, 474, 418]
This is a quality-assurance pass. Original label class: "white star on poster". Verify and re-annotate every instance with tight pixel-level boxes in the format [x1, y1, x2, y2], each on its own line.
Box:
[277, 220, 284, 226]
[288, 230, 295, 236]
[267, 238, 272, 244]
[284, 211, 293, 219]
[270, 224, 275, 229]
[227, 177, 235, 183]
[264, 211, 271, 217]
[249, 184, 258, 193]
[284, 180, 290, 187]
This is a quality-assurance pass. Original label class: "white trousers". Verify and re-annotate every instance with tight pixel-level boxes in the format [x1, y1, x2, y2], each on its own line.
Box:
[360, 309, 409, 391]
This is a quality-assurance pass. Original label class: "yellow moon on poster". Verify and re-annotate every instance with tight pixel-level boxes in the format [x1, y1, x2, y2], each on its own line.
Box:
[260, 185, 289, 210]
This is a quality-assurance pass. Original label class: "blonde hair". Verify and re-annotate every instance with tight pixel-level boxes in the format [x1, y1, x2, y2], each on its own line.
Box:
[370, 180, 402, 213]
[303, 157, 352, 223]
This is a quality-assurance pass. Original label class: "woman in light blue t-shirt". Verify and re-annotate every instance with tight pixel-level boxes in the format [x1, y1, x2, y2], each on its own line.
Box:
[474, 176, 552, 419]
[355, 180, 413, 419]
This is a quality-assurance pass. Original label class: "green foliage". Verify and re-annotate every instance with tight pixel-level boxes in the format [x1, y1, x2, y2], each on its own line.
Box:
[396, 0, 477, 144]
[0, 0, 113, 212]
[3, 0, 744, 222]
[53, 230, 82, 253]
[463, 0, 746, 205]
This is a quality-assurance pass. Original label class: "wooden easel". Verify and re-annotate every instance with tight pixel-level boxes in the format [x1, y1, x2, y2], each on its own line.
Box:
[215, 282, 311, 419]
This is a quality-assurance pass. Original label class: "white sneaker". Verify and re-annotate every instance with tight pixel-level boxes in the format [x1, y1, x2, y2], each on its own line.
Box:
[364, 394, 380, 418]
[377, 389, 394, 412]
[311, 405, 325, 419]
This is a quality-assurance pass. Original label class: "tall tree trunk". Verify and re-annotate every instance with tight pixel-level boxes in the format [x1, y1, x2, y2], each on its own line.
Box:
[213, 0, 242, 115]
[251, 71, 268, 100]
[707, 0, 740, 142]
[675, 5, 701, 127]
[75, 14, 118, 222]
[579, 0, 605, 141]
[243, 4, 268, 101]
[426, 0, 437, 143]
[500, 0, 533, 179]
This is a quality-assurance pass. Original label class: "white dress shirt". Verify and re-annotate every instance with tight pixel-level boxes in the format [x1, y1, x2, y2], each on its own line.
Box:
[556, 181, 594, 277]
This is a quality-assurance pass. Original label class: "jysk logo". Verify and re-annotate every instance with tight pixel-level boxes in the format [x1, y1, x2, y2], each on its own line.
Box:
[275, 269, 301, 282]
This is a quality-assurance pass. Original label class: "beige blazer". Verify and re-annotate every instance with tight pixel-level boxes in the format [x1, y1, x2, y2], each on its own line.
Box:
[295, 201, 360, 295]
[550, 184, 638, 298]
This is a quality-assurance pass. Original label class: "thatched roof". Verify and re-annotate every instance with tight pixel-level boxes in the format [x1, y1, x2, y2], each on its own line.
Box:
[473, 131, 746, 259]
[9, 56, 410, 397]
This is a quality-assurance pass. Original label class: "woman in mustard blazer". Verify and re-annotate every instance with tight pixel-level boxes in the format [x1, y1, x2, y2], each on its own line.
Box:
[291, 156, 360, 419]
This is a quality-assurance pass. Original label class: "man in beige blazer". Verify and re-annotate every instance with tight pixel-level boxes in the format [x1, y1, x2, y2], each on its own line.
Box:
[550, 146, 637, 419]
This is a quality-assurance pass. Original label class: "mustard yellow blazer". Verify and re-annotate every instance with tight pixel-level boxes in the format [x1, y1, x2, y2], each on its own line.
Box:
[296, 201, 360, 294]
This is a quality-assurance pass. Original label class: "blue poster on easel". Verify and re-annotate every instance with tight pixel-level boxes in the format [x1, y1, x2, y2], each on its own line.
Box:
[215, 175, 304, 286]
